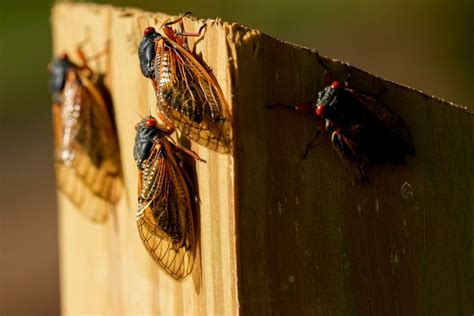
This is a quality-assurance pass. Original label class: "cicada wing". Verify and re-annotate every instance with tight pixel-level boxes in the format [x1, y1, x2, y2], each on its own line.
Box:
[136, 140, 195, 279]
[53, 70, 122, 222]
[154, 38, 232, 153]
[74, 72, 122, 202]
[351, 92, 416, 156]
[330, 131, 367, 181]
[55, 163, 111, 222]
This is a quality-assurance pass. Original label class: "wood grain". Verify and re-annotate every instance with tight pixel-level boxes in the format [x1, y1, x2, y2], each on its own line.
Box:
[52, 3, 474, 315]
[52, 3, 237, 315]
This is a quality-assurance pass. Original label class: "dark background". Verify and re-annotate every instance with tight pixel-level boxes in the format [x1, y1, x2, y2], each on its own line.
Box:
[0, 0, 472, 315]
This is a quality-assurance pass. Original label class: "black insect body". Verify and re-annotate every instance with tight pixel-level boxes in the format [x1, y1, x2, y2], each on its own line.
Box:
[317, 79, 416, 179]
[271, 77, 416, 180]
[134, 116, 203, 279]
[137, 14, 233, 153]
[134, 117, 161, 166]
[49, 51, 122, 222]
[138, 29, 160, 79]
[49, 53, 75, 102]
[324, 80, 413, 151]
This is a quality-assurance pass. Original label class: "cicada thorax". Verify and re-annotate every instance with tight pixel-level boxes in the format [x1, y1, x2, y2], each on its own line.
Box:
[50, 53, 122, 222]
[134, 116, 197, 278]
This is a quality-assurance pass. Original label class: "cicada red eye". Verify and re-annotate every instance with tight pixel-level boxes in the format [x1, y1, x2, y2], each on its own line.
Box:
[331, 81, 340, 89]
[144, 26, 156, 36]
[315, 104, 325, 117]
[145, 117, 157, 127]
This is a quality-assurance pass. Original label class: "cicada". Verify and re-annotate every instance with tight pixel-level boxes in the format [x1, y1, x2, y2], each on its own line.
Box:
[138, 13, 233, 153]
[134, 115, 203, 279]
[269, 71, 415, 181]
[49, 51, 122, 222]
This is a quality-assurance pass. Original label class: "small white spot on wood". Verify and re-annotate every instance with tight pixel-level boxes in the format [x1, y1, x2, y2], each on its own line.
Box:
[288, 275, 295, 283]
[391, 252, 400, 265]
[401, 182, 414, 199]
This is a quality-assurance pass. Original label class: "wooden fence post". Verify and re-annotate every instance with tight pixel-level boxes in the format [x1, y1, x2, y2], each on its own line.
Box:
[52, 3, 474, 315]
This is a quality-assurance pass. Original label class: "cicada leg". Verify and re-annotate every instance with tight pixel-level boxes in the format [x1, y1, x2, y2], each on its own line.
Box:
[175, 144, 206, 163]
[76, 37, 110, 79]
[156, 109, 177, 136]
[265, 101, 324, 158]
[164, 12, 192, 28]
[162, 13, 208, 53]
[265, 102, 313, 112]
[162, 12, 193, 49]
[301, 128, 322, 159]
[176, 23, 208, 54]
[175, 23, 207, 38]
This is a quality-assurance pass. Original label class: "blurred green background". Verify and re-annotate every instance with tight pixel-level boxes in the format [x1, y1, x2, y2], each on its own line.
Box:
[0, 0, 472, 315]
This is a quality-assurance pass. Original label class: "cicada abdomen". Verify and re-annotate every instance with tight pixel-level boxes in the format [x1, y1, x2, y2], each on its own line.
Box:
[134, 115, 202, 279]
[138, 16, 233, 154]
[49, 52, 122, 222]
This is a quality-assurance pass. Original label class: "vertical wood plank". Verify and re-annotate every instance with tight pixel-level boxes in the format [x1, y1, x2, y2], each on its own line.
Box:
[52, 3, 238, 315]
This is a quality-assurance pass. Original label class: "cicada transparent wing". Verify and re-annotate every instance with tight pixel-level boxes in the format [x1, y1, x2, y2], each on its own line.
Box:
[329, 128, 368, 181]
[155, 37, 232, 153]
[350, 92, 416, 157]
[51, 54, 122, 222]
[135, 116, 197, 279]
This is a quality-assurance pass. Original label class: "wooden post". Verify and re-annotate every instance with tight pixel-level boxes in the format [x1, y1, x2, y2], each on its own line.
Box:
[52, 3, 474, 315]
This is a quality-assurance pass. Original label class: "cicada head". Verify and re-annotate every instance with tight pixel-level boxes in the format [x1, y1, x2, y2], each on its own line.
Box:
[134, 116, 161, 168]
[314, 81, 343, 119]
[138, 26, 162, 78]
[49, 52, 75, 102]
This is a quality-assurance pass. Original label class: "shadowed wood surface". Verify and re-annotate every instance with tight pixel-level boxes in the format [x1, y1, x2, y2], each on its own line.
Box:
[231, 29, 474, 315]
[53, 2, 473, 315]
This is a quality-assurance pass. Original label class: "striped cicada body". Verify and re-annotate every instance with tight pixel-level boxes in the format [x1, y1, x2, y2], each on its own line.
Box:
[49, 52, 122, 222]
[138, 14, 233, 153]
[134, 115, 203, 279]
